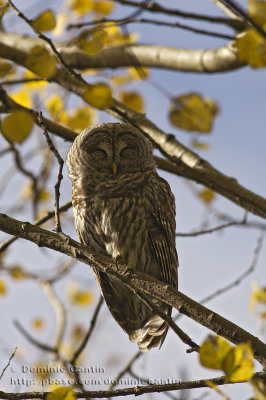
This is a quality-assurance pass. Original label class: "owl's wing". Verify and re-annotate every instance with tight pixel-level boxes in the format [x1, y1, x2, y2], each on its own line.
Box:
[148, 175, 178, 289]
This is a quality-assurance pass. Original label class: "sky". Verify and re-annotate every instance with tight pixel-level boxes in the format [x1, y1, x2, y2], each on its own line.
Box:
[0, 1, 266, 399]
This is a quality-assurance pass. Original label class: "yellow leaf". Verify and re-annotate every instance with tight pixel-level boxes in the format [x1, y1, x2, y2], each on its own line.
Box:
[10, 88, 33, 108]
[24, 70, 48, 89]
[9, 265, 26, 280]
[198, 187, 216, 204]
[250, 377, 266, 400]
[51, 12, 67, 37]
[32, 318, 45, 330]
[26, 45, 57, 79]
[32, 363, 51, 379]
[45, 94, 66, 122]
[69, 0, 94, 16]
[169, 93, 218, 133]
[101, 24, 138, 46]
[71, 290, 93, 307]
[236, 28, 266, 68]
[199, 335, 232, 370]
[0, 61, 13, 78]
[250, 281, 266, 311]
[111, 74, 132, 87]
[32, 10, 56, 32]
[82, 83, 113, 109]
[222, 342, 254, 382]
[39, 189, 51, 202]
[0, 3, 8, 18]
[66, 106, 95, 132]
[71, 324, 85, 341]
[93, 1, 115, 15]
[0, 278, 7, 295]
[78, 29, 107, 55]
[248, 0, 266, 24]
[20, 182, 33, 200]
[129, 66, 149, 80]
[191, 140, 211, 150]
[68, 283, 93, 307]
[119, 91, 144, 113]
[1, 110, 34, 144]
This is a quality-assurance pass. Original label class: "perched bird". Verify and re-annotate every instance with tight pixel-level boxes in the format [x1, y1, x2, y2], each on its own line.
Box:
[66, 123, 178, 352]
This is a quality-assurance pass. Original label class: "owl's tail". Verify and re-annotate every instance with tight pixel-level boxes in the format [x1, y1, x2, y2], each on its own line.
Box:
[129, 314, 169, 352]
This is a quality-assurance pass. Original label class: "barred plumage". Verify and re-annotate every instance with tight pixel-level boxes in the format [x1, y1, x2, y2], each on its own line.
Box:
[66, 123, 178, 352]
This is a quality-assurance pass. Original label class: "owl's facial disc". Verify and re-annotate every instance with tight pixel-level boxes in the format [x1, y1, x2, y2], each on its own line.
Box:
[80, 127, 154, 178]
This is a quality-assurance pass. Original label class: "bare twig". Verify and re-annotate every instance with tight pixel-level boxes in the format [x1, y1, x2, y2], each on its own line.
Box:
[14, 320, 57, 353]
[108, 352, 142, 391]
[0, 347, 17, 381]
[36, 112, 64, 233]
[211, 0, 241, 19]
[112, 0, 246, 30]
[41, 281, 66, 348]
[1, 78, 47, 86]
[218, 0, 266, 39]
[1, 373, 266, 398]
[68, 17, 235, 40]
[71, 295, 104, 363]
[199, 230, 265, 304]
[176, 221, 240, 237]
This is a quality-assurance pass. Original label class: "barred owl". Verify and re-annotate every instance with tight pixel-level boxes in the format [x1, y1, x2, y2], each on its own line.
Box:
[66, 123, 178, 352]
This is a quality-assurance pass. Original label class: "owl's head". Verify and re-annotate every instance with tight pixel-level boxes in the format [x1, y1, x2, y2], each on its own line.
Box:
[66, 123, 156, 184]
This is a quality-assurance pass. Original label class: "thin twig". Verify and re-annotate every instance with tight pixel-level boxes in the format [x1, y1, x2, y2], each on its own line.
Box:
[36, 112, 64, 233]
[41, 281, 66, 349]
[0, 347, 17, 381]
[112, 0, 246, 30]
[129, 370, 177, 400]
[176, 221, 240, 237]
[1, 78, 47, 85]
[219, 0, 266, 39]
[199, 229, 265, 304]
[71, 295, 104, 363]
[14, 320, 57, 353]
[68, 17, 235, 40]
[108, 352, 142, 391]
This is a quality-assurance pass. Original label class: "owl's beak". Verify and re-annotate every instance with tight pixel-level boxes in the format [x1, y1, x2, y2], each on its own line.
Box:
[112, 162, 117, 176]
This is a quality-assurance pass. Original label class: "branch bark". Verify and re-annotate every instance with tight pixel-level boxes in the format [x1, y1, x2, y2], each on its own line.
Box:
[0, 213, 266, 368]
[0, 32, 244, 73]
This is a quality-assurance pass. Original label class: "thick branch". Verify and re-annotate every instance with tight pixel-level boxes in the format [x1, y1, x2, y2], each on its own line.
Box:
[0, 214, 266, 368]
[0, 32, 244, 73]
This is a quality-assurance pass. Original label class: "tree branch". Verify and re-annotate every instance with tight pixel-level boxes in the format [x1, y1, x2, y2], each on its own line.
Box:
[0, 32, 244, 74]
[113, 0, 246, 31]
[1, 373, 266, 399]
[0, 214, 266, 368]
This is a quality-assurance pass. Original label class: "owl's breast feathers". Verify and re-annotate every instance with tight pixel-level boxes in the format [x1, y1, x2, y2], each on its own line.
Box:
[72, 171, 178, 351]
